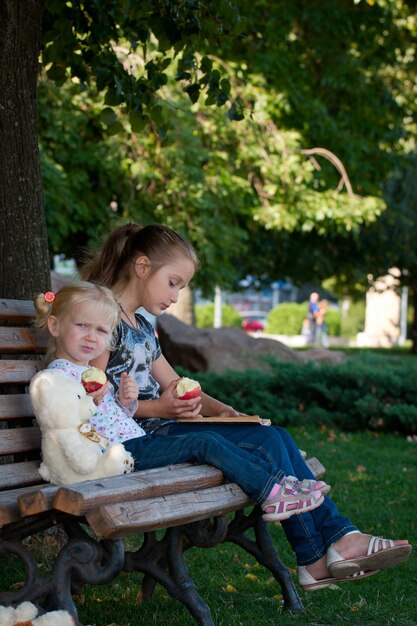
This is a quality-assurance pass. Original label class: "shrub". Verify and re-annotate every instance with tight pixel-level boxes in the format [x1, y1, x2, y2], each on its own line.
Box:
[195, 303, 241, 328]
[178, 353, 417, 434]
[340, 298, 366, 338]
[325, 308, 341, 336]
[265, 302, 306, 335]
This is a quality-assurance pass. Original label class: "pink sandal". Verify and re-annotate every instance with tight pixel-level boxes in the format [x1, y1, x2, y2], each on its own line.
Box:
[262, 477, 324, 522]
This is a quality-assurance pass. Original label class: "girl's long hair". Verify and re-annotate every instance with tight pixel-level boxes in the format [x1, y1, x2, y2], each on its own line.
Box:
[80, 223, 199, 288]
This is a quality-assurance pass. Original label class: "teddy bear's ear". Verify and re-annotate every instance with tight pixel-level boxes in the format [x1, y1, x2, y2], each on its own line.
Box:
[29, 370, 71, 413]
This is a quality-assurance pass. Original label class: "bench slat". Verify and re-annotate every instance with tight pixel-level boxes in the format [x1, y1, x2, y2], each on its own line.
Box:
[87, 483, 253, 539]
[0, 426, 41, 455]
[18, 464, 222, 517]
[0, 484, 51, 528]
[51, 464, 225, 517]
[0, 327, 47, 353]
[0, 394, 35, 419]
[0, 461, 42, 490]
[0, 299, 36, 325]
[0, 360, 44, 385]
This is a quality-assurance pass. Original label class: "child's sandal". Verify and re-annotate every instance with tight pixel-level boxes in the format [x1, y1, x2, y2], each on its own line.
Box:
[262, 478, 324, 523]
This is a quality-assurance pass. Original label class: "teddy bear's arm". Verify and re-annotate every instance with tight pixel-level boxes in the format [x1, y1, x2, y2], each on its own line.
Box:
[55, 431, 101, 474]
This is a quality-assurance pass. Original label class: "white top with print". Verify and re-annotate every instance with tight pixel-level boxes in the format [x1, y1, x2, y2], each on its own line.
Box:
[47, 359, 145, 444]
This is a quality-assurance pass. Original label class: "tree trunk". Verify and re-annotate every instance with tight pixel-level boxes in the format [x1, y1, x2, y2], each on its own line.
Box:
[411, 285, 417, 354]
[0, 0, 50, 299]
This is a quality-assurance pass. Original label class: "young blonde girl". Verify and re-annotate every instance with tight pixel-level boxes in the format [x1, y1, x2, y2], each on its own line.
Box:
[81, 223, 411, 591]
[33, 281, 325, 523]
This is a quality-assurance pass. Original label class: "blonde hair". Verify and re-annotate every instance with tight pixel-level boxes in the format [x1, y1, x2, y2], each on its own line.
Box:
[34, 282, 121, 363]
[80, 223, 199, 288]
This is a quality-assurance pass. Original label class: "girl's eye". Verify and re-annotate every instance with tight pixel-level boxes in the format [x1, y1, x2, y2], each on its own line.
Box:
[98, 328, 109, 335]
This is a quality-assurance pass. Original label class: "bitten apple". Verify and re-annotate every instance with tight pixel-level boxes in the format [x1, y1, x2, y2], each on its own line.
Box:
[81, 367, 107, 393]
[176, 377, 201, 400]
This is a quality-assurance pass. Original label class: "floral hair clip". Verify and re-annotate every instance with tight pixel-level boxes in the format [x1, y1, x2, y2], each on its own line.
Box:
[44, 291, 55, 303]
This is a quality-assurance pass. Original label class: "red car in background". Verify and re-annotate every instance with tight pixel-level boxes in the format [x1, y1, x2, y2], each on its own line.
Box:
[241, 312, 266, 332]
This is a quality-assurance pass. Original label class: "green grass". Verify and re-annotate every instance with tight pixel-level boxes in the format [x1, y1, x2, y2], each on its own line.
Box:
[2, 427, 416, 625]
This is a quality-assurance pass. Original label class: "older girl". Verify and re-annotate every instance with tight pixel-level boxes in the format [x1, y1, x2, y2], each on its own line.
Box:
[81, 223, 411, 591]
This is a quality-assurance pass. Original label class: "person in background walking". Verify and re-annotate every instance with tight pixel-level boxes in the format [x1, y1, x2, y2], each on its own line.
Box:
[307, 292, 320, 344]
[316, 299, 330, 348]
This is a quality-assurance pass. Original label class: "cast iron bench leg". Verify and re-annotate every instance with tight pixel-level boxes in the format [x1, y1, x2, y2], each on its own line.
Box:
[124, 527, 214, 626]
[226, 508, 305, 613]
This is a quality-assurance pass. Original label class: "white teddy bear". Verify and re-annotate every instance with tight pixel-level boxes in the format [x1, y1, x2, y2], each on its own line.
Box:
[0, 601, 76, 625]
[29, 369, 134, 485]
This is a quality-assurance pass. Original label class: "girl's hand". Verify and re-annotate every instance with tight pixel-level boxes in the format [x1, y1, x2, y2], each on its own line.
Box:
[88, 381, 110, 406]
[118, 372, 139, 409]
[157, 379, 203, 419]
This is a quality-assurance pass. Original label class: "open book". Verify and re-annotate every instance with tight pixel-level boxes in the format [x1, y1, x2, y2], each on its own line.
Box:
[176, 415, 271, 426]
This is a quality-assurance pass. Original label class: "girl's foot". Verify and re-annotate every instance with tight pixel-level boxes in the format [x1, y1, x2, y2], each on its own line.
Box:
[327, 533, 411, 578]
[262, 476, 324, 522]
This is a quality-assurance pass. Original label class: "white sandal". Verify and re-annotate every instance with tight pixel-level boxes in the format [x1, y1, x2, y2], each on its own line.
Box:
[327, 536, 412, 578]
[298, 565, 379, 592]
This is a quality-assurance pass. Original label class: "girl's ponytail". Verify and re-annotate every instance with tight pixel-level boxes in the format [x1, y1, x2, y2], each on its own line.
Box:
[81, 222, 199, 289]
[81, 223, 143, 287]
[34, 292, 54, 332]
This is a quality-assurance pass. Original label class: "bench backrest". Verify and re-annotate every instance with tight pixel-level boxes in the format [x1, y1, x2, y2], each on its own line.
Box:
[0, 299, 46, 490]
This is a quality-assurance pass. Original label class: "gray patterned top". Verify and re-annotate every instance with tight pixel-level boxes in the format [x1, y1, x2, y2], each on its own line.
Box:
[107, 314, 174, 434]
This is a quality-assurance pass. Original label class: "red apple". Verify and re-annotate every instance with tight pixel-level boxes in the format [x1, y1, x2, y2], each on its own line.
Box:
[176, 377, 201, 400]
[81, 367, 107, 393]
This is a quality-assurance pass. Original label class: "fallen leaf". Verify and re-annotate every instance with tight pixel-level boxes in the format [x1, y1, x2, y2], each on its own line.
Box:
[327, 430, 337, 442]
[245, 573, 258, 582]
[225, 583, 237, 593]
[356, 465, 367, 473]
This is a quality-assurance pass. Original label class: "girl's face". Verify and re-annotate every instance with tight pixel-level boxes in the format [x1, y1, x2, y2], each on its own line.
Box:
[140, 256, 196, 316]
[48, 301, 114, 366]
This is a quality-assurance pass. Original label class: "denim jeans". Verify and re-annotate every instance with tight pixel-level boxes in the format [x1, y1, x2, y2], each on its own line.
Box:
[166, 423, 357, 566]
[123, 430, 283, 504]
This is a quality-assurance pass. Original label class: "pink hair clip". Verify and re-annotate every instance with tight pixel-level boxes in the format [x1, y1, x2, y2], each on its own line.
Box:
[44, 291, 55, 303]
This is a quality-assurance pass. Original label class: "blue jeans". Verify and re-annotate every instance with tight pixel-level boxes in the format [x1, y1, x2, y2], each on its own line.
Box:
[123, 431, 282, 505]
[167, 423, 357, 566]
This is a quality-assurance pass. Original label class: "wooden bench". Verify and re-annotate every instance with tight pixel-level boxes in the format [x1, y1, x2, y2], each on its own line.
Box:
[0, 298, 325, 625]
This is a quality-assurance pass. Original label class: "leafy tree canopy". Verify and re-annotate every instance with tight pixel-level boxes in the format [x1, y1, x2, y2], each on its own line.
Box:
[36, 0, 416, 301]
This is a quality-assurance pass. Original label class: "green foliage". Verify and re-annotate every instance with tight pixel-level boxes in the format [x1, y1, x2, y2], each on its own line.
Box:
[340, 299, 366, 338]
[34, 0, 417, 313]
[195, 303, 241, 328]
[265, 303, 306, 335]
[42, 1, 244, 128]
[182, 353, 417, 433]
[324, 307, 341, 336]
